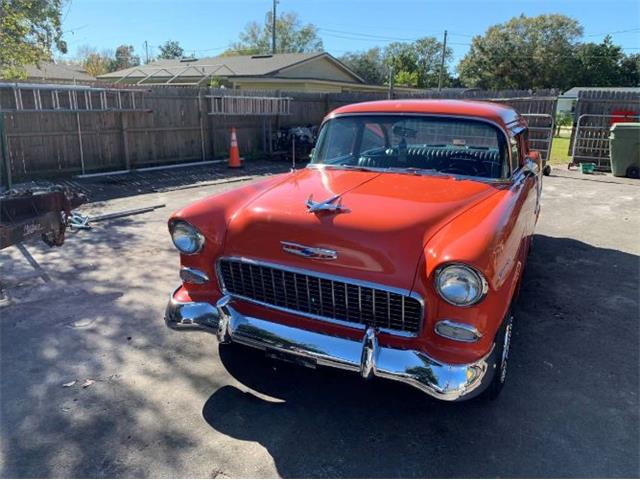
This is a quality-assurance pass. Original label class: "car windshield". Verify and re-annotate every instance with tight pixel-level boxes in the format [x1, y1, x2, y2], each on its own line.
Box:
[311, 115, 510, 179]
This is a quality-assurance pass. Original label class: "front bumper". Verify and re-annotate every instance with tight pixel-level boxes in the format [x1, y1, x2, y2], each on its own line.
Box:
[165, 292, 497, 401]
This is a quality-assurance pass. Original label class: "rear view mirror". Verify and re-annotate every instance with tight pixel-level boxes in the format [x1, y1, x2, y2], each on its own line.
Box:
[392, 124, 417, 138]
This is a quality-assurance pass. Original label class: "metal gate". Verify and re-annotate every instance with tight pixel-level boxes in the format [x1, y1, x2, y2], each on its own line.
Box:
[571, 113, 640, 170]
[522, 113, 554, 162]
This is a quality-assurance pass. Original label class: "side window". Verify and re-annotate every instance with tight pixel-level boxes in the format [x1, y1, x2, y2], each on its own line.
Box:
[360, 123, 386, 152]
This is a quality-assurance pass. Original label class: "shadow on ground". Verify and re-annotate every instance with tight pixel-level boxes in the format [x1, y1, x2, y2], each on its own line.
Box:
[1, 206, 638, 478]
[0, 213, 221, 477]
[201, 234, 640, 478]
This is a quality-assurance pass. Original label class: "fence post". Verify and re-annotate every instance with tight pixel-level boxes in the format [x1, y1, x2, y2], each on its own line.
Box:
[207, 89, 216, 159]
[75, 112, 85, 175]
[198, 89, 207, 161]
[121, 113, 131, 171]
[0, 113, 12, 189]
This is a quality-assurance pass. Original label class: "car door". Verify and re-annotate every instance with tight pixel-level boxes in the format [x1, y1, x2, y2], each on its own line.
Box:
[508, 130, 538, 259]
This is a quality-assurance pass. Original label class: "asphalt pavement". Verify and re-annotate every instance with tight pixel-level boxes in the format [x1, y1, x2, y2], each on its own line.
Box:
[1, 165, 638, 478]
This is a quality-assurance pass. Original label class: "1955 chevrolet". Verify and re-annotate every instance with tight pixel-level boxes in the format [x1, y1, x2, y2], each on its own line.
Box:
[165, 99, 542, 401]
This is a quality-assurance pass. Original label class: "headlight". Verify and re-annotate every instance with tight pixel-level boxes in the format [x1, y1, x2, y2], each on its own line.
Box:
[170, 220, 204, 254]
[434, 264, 488, 307]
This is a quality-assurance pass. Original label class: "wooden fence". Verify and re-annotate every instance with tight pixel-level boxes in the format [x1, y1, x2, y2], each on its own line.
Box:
[0, 85, 558, 185]
[570, 90, 640, 169]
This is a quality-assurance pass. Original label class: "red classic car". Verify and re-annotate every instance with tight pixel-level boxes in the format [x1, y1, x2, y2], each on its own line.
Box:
[165, 100, 542, 401]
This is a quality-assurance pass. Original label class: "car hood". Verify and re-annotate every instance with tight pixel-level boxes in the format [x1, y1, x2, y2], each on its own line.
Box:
[222, 167, 499, 290]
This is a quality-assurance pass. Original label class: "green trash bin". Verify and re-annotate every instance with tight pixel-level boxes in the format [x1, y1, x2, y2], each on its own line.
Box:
[609, 123, 640, 178]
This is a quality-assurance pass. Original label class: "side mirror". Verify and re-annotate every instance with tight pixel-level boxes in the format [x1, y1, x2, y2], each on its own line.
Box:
[528, 150, 541, 168]
[309, 147, 316, 161]
[523, 156, 540, 176]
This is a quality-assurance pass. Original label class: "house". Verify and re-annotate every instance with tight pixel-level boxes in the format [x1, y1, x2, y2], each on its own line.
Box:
[17, 62, 96, 84]
[97, 52, 390, 93]
[557, 87, 640, 115]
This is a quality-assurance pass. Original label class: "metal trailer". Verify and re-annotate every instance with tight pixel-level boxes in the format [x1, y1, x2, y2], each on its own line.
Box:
[0, 186, 86, 250]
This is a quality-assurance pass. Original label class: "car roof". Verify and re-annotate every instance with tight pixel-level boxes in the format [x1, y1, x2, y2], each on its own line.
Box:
[328, 99, 523, 132]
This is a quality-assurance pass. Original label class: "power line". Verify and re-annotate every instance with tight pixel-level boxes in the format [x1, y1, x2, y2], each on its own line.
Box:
[584, 27, 640, 37]
[319, 30, 472, 47]
[319, 25, 640, 44]
[319, 27, 416, 42]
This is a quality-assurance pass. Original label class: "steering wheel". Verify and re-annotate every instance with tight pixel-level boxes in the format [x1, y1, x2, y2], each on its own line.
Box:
[440, 157, 487, 177]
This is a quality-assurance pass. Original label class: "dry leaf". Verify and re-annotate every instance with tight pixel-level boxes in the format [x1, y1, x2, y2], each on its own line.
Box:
[81, 379, 95, 388]
[62, 380, 76, 388]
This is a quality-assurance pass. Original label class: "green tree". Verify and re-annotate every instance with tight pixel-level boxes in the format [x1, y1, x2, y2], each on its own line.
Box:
[458, 14, 583, 90]
[554, 111, 573, 136]
[158, 40, 184, 59]
[74, 45, 114, 76]
[572, 36, 625, 86]
[619, 53, 640, 86]
[384, 37, 452, 88]
[339, 47, 386, 84]
[227, 11, 323, 55]
[112, 45, 140, 71]
[83, 52, 113, 76]
[0, 0, 67, 79]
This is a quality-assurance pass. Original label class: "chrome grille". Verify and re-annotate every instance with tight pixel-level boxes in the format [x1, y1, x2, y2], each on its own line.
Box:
[218, 258, 423, 334]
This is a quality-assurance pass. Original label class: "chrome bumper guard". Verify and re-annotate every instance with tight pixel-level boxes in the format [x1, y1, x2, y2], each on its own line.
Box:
[165, 293, 497, 401]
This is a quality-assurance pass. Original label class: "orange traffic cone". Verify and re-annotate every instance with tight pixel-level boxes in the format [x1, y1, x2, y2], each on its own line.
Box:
[228, 127, 242, 168]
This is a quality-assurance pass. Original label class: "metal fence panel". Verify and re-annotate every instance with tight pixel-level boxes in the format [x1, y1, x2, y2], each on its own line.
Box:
[570, 90, 640, 170]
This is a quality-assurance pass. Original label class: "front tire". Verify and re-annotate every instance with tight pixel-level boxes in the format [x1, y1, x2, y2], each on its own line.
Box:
[480, 311, 514, 400]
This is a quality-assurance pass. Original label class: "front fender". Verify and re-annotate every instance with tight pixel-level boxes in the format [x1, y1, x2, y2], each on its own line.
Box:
[412, 187, 525, 364]
[168, 173, 290, 300]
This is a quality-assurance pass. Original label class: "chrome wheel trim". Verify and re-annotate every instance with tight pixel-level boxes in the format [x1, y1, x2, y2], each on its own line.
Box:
[499, 317, 513, 384]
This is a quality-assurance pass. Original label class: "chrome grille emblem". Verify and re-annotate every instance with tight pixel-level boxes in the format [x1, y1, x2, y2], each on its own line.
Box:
[281, 241, 337, 260]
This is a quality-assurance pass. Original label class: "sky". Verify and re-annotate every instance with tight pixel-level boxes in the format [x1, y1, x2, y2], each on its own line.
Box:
[59, 0, 640, 67]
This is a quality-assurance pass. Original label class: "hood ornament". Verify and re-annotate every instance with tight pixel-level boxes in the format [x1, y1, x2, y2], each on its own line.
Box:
[306, 194, 349, 214]
[281, 241, 337, 260]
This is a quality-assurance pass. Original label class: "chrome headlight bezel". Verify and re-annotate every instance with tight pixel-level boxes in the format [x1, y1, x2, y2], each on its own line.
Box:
[434, 263, 488, 307]
[169, 220, 205, 255]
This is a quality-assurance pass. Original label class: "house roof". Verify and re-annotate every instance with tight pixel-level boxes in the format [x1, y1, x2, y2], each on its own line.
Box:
[561, 86, 640, 98]
[98, 52, 365, 84]
[21, 62, 95, 82]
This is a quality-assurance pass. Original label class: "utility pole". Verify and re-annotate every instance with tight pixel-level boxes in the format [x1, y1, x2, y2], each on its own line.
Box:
[272, 0, 278, 54]
[437, 30, 447, 92]
[387, 65, 394, 100]
[144, 40, 149, 64]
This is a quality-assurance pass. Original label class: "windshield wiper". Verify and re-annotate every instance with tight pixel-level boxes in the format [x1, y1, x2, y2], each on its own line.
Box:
[318, 163, 377, 172]
[385, 167, 452, 178]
